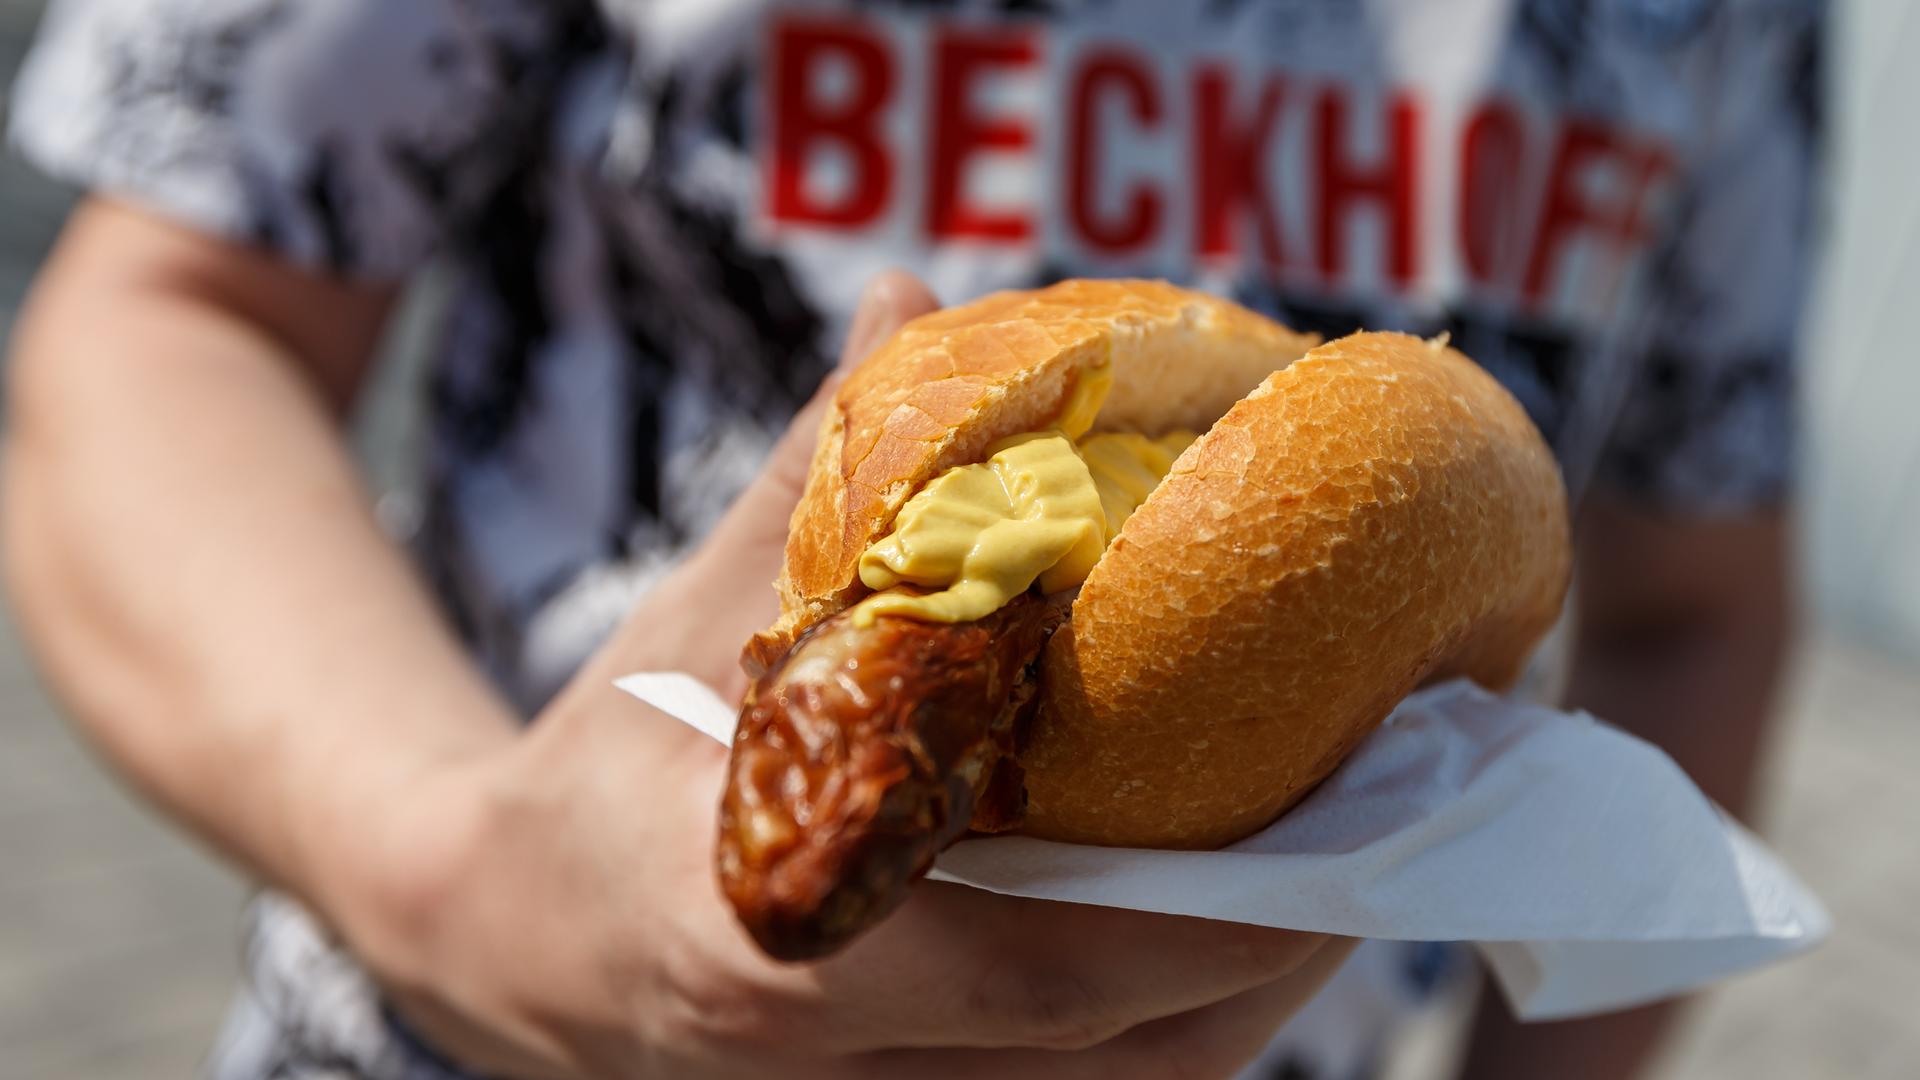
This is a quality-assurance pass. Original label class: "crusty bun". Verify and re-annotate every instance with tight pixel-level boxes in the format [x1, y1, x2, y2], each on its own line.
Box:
[756, 279, 1321, 663]
[752, 279, 1569, 850]
[1022, 331, 1571, 847]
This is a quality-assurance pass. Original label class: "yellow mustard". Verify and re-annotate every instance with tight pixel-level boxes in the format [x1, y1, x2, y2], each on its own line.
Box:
[855, 432, 1106, 625]
[1078, 431, 1199, 543]
[1053, 358, 1112, 441]
[852, 414, 1198, 626]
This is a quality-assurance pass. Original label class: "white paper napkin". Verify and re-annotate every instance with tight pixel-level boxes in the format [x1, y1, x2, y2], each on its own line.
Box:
[615, 673, 1828, 1019]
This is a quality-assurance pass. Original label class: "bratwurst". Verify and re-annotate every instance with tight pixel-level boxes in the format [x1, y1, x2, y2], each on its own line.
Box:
[716, 280, 1570, 963]
[719, 593, 1065, 961]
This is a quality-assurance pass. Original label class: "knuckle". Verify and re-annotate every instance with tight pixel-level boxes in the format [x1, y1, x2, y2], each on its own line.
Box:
[1148, 1051, 1238, 1080]
[1121, 989, 1305, 1080]
[652, 942, 799, 1053]
[348, 774, 497, 992]
[1217, 929, 1326, 979]
[964, 963, 1127, 1051]
[1123, 1031, 1255, 1080]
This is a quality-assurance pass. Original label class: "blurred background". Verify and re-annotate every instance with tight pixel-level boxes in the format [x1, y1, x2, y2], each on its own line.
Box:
[0, 0, 1915, 1077]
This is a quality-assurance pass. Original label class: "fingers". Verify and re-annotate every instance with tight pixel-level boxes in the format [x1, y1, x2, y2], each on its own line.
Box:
[770, 270, 940, 481]
[657, 265, 1346, 1068]
[842, 269, 941, 370]
[656, 268, 939, 659]
[792, 884, 1331, 1053]
[850, 936, 1360, 1080]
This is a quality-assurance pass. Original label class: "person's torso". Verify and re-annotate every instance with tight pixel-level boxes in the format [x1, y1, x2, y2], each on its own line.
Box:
[426, 0, 1721, 715]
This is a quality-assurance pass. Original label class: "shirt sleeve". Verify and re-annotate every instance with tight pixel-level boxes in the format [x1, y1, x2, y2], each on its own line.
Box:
[8, 0, 600, 279]
[1593, 0, 1826, 513]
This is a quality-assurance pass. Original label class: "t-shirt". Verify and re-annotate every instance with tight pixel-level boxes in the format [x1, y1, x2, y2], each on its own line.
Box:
[11, 2, 1824, 1078]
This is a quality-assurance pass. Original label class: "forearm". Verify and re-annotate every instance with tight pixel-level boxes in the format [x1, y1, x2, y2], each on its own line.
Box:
[1456, 619, 1785, 1080]
[1562, 587, 1792, 820]
[1456, 507, 1793, 1080]
[2, 255, 518, 925]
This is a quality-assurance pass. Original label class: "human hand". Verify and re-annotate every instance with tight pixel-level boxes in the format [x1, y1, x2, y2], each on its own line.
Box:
[569, 271, 944, 702]
[343, 272, 1351, 1079]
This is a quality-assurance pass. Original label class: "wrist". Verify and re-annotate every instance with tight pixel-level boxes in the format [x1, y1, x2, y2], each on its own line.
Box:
[286, 726, 514, 990]
[293, 688, 719, 996]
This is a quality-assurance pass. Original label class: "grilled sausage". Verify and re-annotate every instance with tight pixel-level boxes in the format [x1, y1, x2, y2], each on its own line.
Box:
[718, 594, 1062, 961]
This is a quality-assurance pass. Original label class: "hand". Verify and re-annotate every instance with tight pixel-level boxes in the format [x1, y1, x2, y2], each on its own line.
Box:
[342, 272, 1351, 1079]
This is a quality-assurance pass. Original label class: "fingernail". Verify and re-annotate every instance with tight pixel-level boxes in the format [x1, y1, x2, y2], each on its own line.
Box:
[845, 270, 934, 368]
[845, 285, 886, 365]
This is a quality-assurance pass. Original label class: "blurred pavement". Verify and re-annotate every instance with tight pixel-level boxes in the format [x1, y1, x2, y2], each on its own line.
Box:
[0, 0, 63, 333]
[0, 0, 1916, 1078]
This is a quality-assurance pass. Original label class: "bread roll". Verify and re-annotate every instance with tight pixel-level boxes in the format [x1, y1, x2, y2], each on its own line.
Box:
[758, 279, 1321, 661]
[753, 279, 1569, 850]
[1024, 331, 1571, 847]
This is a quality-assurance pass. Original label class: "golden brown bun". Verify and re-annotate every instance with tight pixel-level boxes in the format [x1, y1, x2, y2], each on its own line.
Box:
[1021, 331, 1571, 848]
[754, 279, 1321, 663]
[754, 279, 1569, 850]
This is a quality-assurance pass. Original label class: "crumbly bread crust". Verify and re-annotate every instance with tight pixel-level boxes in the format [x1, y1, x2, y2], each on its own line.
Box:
[757, 279, 1320, 658]
[1021, 331, 1571, 847]
[753, 281, 1569, 849]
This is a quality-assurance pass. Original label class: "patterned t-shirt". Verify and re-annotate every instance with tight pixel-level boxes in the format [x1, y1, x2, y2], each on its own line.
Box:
[11, 1, 1823, 1078]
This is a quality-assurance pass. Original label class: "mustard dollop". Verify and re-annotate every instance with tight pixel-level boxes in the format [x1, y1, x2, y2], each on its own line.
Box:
[852, 418, 1198, 626]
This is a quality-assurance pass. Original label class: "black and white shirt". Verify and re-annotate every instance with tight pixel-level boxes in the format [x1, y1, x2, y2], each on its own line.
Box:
[12, 1, 1824, 1078]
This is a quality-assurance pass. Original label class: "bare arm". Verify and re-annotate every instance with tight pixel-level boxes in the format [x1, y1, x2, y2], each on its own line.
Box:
[2, 198, 519, 930]
[4, 221, 1340, 1078]
[1454, 501, 1794, 1080]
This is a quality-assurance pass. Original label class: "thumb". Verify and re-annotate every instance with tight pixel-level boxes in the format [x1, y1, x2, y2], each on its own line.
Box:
[733, 271, 941, 531]
[841, 269, 943, 379]
[588, 273, 940, 695]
